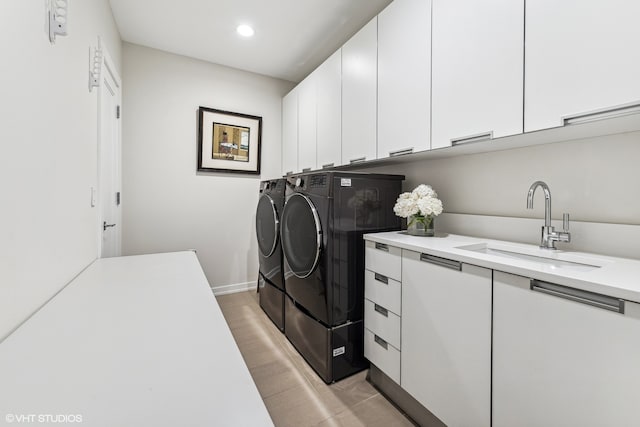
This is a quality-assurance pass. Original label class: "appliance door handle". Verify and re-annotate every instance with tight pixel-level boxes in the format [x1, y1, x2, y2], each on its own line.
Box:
[374, 304, 389, 317]
[420, 253, 461, 271]
[563, 100, 640, 125]
[451, 131, 493, 146]
[530, 279, 625, 314]
[374, 334, 388, 350]
[374, 273, 388, 285]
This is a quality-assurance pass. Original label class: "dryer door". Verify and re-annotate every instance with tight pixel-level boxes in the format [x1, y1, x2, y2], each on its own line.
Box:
[281, 193, 322, 278]
[256, 194, 280, 258]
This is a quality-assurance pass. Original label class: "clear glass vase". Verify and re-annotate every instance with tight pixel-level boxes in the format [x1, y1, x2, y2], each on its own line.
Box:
[407, 215, 435, 237]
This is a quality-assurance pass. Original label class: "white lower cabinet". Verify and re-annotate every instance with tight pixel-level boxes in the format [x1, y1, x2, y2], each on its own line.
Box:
[364, 299, 400, 349]
[364, 329, 401, 384]
[365, 238, 640, 427]
[364, 240, 401, 282]
[401, 250, 492, 427]
[364, 242, 402, 384]
[364, 269, 401, 315]
[493, 271, 640, 427]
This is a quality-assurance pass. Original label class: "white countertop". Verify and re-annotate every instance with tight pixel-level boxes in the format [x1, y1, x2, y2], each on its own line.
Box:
[364, 231, 640, 304]
[0, 251, 273, 427]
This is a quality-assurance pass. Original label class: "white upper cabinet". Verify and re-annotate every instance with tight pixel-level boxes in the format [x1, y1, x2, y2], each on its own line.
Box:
[525, 0, 640, 132]
[341, 17, 377, 165]
[281, 88, 298, 176]
[297, 73, 317, 172]
[377, 0, 432, 158]
[431, 0, 524, 149]
[316, 50, 342, 169]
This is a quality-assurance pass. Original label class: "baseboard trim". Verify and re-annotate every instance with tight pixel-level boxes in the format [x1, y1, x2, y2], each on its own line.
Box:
[211, 281, 256, 296]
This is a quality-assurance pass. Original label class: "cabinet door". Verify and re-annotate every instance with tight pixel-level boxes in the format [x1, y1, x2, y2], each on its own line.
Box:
[431, 0, 524, 149]
[525, 0, 640, 132]
[297, 74, 317, 172]
[341, 17, 377, 165]
[401, 250, 491, 427]
[493, 272, 640, 427]
[281, 89, 298, 175]
[377, 0, 431, 158]
[316, 50, 342, 169]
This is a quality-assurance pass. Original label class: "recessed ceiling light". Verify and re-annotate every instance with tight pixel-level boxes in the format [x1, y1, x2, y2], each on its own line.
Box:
[237, 24, 255, 37]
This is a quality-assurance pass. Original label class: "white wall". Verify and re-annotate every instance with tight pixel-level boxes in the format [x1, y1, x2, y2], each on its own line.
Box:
[358, 131, 640, 257]
[121, 43, 294, 291]
[0, 1, 121, 341]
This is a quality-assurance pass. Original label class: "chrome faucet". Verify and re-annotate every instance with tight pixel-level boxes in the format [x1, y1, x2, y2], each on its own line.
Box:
[526, 181, 571, 249]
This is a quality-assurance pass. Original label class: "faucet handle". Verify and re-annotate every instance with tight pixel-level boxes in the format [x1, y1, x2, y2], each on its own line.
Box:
[563, 213, 570, 231]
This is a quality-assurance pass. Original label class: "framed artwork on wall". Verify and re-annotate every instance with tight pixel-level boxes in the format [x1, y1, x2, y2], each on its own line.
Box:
[197, 106, 262, 174]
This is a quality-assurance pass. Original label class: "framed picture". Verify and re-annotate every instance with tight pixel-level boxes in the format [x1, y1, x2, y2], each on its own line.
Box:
[197, 107, 262, 174]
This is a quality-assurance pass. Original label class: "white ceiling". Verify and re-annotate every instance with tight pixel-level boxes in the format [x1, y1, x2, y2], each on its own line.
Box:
[108, 0, 393, 83]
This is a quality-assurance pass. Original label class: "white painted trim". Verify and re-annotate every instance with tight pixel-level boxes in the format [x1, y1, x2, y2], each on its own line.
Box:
[211, 281, 256, 296]
[99, 37, 122, 87]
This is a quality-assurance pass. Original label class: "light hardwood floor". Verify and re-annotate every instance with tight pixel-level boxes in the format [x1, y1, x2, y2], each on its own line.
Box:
[216, 290, 415, 427]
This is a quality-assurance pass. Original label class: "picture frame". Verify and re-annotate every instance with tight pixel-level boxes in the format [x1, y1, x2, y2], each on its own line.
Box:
[197, 106, 262, 174]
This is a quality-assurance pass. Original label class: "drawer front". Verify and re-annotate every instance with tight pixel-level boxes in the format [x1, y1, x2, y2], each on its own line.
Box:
[365, 269, 401, 315]
[364, 328, 401, 384]
[365, 240, 402, 281]
[364, 299, 401, 349]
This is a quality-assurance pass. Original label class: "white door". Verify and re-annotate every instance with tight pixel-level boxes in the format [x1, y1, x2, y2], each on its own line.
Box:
[378, 0, 431, 158]
[98, 43, 122, 258]
[493, 271, 640, 427]
[341, 17, 377, 165]
[315, 49, 341, 169]
[525, 0, 640, 132]
[281, 88, 298, 175]
[401, 250, 492, 427]
[431, 0, 524, 149]
[297, 73, 317, 172]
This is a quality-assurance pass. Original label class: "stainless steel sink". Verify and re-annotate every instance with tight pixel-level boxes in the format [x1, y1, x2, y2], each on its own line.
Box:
[456, 243, 605, 272]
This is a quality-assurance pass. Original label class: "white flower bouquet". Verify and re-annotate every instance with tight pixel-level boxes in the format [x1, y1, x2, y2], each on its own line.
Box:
[393, 184, 443, 236]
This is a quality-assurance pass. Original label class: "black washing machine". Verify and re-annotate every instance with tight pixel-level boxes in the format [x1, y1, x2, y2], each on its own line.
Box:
[256, 178, 286, 331]
[280, 171, 404, 383]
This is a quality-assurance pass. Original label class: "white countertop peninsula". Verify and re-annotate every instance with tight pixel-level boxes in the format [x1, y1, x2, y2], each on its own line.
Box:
[364, 231, 640, 304]
[0, 251, 273, 427]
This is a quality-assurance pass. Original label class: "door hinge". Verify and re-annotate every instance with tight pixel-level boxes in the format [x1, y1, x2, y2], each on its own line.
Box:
[116, 105, 121, 119]
[116, 192, 121, 205]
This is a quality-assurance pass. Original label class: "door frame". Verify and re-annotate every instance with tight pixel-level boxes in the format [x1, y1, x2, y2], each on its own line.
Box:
[97, 38, 122, 258]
